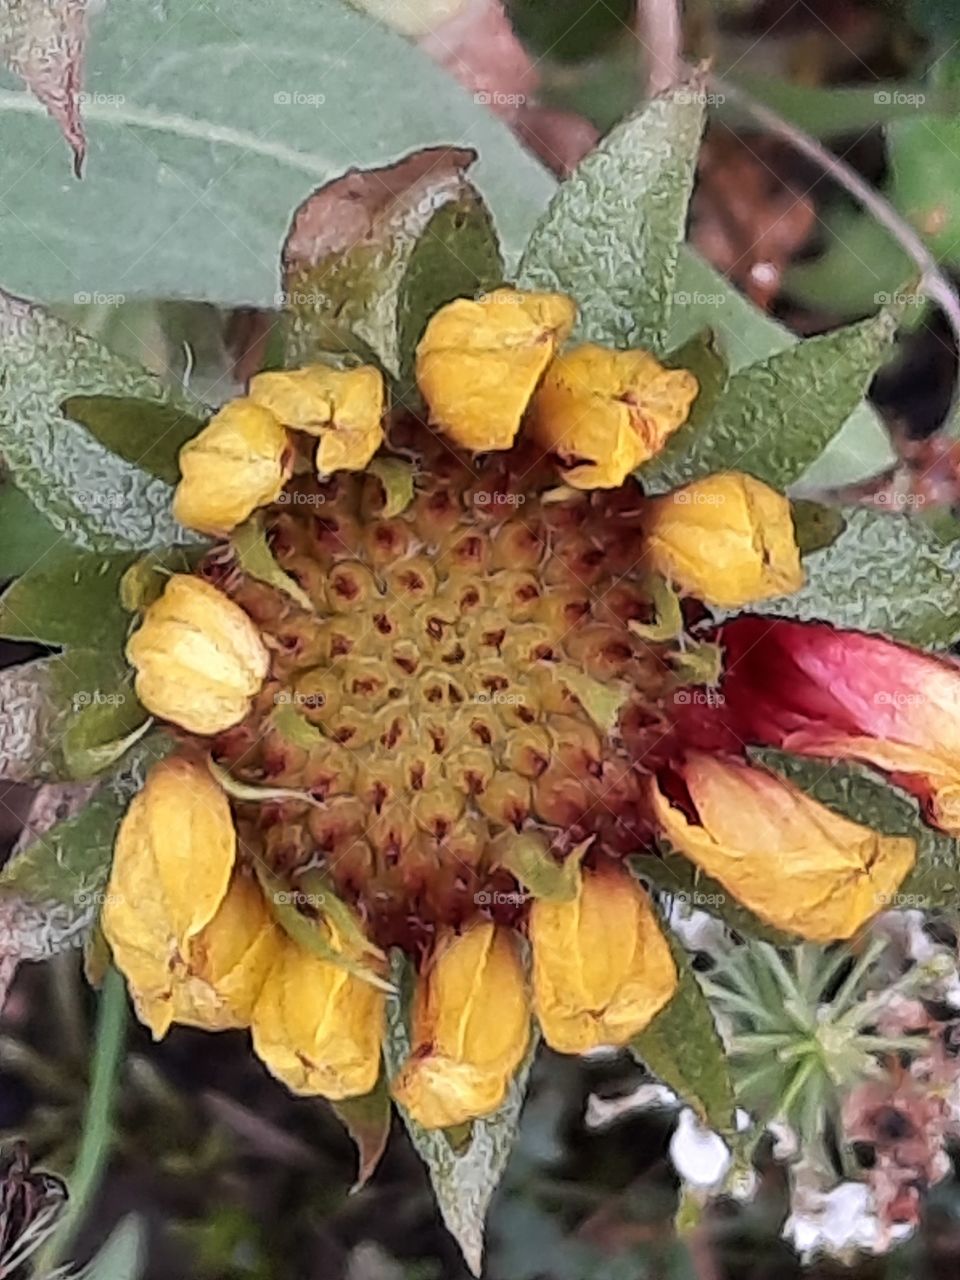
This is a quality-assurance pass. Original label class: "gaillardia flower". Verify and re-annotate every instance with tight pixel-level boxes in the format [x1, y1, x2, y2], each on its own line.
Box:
[106, 286, 931, 1131]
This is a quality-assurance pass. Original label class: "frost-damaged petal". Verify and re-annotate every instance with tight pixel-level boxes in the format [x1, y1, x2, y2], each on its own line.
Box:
[530, 863, 677, 1053]
[529, 344, 698, 489]
[249, 364, 384, 476]
[416, 288, 576, 451]
[390, 921, 529, 1128]
[714, 618, 960, 836]
[650, 753, 915, 940]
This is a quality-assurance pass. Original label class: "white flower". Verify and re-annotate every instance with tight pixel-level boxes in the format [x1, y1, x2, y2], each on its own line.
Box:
[783, 1165, 913, 1261]
[668, 1108, 732, 1190]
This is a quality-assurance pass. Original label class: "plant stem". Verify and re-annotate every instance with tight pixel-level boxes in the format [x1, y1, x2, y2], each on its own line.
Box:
[37, 967, 128, 1272]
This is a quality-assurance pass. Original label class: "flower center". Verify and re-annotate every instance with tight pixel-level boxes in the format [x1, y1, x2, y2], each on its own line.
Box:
[204, 428, 673, 952]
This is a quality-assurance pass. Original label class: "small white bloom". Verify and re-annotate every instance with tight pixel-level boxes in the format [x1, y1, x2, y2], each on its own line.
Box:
[784, 1167, 914, 1261]
[669, 1108, 731, 1189]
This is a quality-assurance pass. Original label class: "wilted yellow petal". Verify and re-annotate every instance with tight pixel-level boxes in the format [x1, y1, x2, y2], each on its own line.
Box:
[249, 364, 385, 475]
[528, 344, 698, 489]
[102, 756, 276, 1039]
[530, 864, 677, 1053]
[126, 575, 269, 734]
[416, 288, 576, 451]
[173, 399, 292, 535]
[650, 753, 916, 940]
[643, 472, 803, 608]
[104, 756, 235, 947]
[390, 922, 530, 1128]
[167, 873, 278, 1032]
[106, 871, 276, 1040]
[251, 936, 385, 1100]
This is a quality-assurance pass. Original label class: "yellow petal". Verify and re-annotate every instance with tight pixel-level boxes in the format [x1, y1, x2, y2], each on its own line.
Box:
[528, 344, 698, 489]
[104, 756, 235, 948]
[390, 922, 530, 1128]
[249, 364, 385, 475]
[530, 864, 677, 1054]
[102, 759, 277, 1039]
[416, 288, 576, 452]
[643, 472, 804, 607]
[251, 936, 385, 1100]
[650, 753, 916, 940]
[173, 399, 292, 535]
[168, 873, 278, 1032]
[126, 575, 269, 734]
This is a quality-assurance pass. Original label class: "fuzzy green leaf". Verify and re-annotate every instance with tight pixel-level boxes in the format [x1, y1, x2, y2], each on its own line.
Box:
[0, 656, 62, 782]
[0, 735, 171, 913]
[644, 308, 900, 490]
[62, 710, 152, 783]
[62, 396, 206, 486]
[761, 507, 960, 647]
[517, 82, 706, 352]
[754, 749, 960, 909]
[0, 481, 65, 579]
[662, 328, 729, 431]
[282, 146, 502, 378]
[0, 650, 144, 784]
[0, 0, 551, 309]
[0, 290, 198, 552]
[0, 549, 135, 648]
[384, 952, 536, 1276]
[632, 933, 735, 1131]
